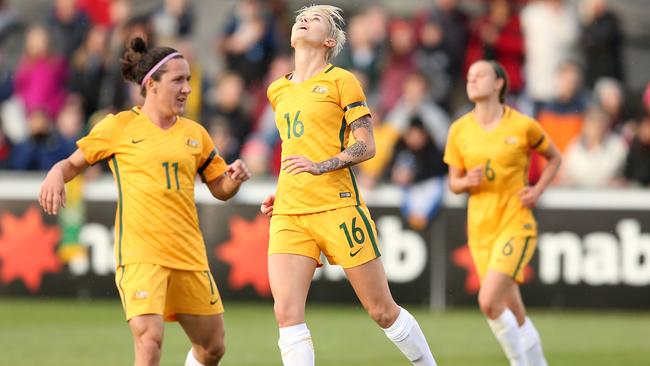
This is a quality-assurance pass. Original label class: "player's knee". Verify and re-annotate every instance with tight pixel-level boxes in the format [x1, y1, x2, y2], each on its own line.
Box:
[273, 302, 303, 326]
[367, 305, 398, 328]
[135, 333, 163, 357]
[198, 340, 226, 365]
[478, 297, 503, 319]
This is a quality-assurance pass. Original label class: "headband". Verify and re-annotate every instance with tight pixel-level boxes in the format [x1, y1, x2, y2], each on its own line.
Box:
[140, 52, 182, 87]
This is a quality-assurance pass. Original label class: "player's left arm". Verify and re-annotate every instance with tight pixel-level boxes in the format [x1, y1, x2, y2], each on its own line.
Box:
[282, 115, 376, 175]
[206, 159, 251, 201]
[519, 142, 562, 208]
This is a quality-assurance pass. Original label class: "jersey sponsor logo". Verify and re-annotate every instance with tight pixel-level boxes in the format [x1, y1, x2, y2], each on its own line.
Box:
[505, 136, 518, 145]
[185, 138, 200, 148]
[339, 192, 351, 198]
[134, 290, 148, 300]
[131, 138, 146, 144]
[311, 85, 328, 94]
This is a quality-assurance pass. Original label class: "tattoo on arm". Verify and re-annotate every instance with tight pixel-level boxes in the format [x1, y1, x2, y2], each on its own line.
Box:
[314, 116, 373, 174]
[315, 157, 352, 174]
[350, 116, 372, 133]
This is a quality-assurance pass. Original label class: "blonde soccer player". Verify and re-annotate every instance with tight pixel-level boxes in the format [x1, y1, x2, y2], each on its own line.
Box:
[39, 37, 250, 366]
[444, 60, 562, 366]
[260, 5, 437, 366]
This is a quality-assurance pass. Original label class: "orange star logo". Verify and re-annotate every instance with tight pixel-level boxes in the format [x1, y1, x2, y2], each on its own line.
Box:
[452, 244, 535, 294]
[0, 206, 61, 292]
[215, 215, 271, 297]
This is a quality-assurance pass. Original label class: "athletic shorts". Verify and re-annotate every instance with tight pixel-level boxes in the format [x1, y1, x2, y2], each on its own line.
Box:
[469, 233, 537, 284]
[115, 263, 223, 321]
[269, 205, 381, 268]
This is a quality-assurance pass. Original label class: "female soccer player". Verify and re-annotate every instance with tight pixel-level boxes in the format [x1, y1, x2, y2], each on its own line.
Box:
[444, 60, 561, 366]
[39, 37, 250, 366]
[260, 5, 436, 366]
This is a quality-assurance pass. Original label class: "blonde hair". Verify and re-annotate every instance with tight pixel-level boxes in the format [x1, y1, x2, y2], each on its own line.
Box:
[295, 5, 346, 60]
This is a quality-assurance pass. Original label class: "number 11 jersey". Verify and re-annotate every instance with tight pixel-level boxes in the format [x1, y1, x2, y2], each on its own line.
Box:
[77, 107, 227, 270]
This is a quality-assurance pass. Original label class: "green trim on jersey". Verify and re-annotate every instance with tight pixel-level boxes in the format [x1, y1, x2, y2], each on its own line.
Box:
[355, 205, 380, 257]
[111, 156, 124, 266]
[513, 236, 532, 279]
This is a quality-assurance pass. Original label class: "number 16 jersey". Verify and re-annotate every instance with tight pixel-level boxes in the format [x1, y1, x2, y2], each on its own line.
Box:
[267, 64, 371, 215]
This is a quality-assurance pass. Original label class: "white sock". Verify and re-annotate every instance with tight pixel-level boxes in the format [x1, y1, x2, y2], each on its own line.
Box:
[278, 323, 314, 366]
[185, 348, 205, 366]
[520, 317, 548, 366]
[383, 307, 437, 366]
[487, 309, 526, 366]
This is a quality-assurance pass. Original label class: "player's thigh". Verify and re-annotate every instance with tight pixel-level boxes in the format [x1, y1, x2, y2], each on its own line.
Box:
[116, 263, 170, 320]
[309, 205, 381, 268]
[268, 253, 317, 306]
[269, 214, 321, 264]
[165, 270, 223, 321]
[344, 257, 397, 311]
[488, 234, 537, 283]
[177, 313, 225, 349]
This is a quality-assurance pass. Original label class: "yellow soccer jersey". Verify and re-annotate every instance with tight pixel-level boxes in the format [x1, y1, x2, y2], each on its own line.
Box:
[77, 107, 228, 270]
[267, 64, 371, 214]
[444, 107, 550, 249]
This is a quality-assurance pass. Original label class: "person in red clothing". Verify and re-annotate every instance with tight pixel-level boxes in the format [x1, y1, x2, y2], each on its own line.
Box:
[464, 0, 524, 94]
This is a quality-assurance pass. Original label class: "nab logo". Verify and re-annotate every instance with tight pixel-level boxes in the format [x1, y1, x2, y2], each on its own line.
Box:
[134, 290, 148, 300]
[505, 136, 518, 145]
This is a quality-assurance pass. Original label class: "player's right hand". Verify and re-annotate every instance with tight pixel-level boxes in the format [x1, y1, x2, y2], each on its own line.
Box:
[464, 166, 483, 188]
[260, 194, 275, 217]
[39, 170, 66, 215]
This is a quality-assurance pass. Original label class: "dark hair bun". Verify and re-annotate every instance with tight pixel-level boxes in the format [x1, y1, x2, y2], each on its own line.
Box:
[121, 37, 149, 83]
[130, 37, 147, 54]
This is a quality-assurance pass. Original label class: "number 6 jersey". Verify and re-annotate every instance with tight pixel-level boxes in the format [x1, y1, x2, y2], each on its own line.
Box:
[444, 106, 551, 249]
[76, 107, 227, 270]
[267, 64, 371, 215]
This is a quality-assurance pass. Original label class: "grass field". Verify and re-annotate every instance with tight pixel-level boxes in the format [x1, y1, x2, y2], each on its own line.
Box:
[0, 299, 648, 366]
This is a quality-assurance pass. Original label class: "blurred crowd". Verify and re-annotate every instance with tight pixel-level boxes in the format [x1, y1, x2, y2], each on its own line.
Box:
[0, 0, 649, 228]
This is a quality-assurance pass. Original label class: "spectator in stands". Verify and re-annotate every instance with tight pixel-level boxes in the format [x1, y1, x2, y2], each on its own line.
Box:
[203, 72, 251, 160]
[151, 0, 195, 40]
[68, 25, 108, 121]
[426, 0, 469, 99]
[207, 116, 238, 164]
[559, 107, 627, 187]
[9, 109, 75, 170]
[219, 0, 278, 87]
[77, 0, 111, 27]
[414, 16, 453, 105]
[0, 0, 20, 43]
[334, 13, 382, 91]
[0, 125, 10, 169]
[536, 60, 589, 153]
[385, 71, 449, 150]
[521, 0, 579, 104]
[623, 114, 650, 187]
[580, 0, 623, 87]
[377, 19, 417, 114]
[47, 0, 90, 58]
[14, 24, 68, 120]
[465, 0, 525, 95]
[387, 116, 447, 230]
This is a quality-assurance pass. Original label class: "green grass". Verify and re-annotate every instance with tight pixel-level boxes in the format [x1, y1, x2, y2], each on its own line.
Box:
[0, 299, 649, 365]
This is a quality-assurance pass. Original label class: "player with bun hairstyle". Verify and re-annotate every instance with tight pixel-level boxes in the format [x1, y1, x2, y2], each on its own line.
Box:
[260, 5, 437, 366]
[445, 60, 561, 366]
[39, 37, 250, 366]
